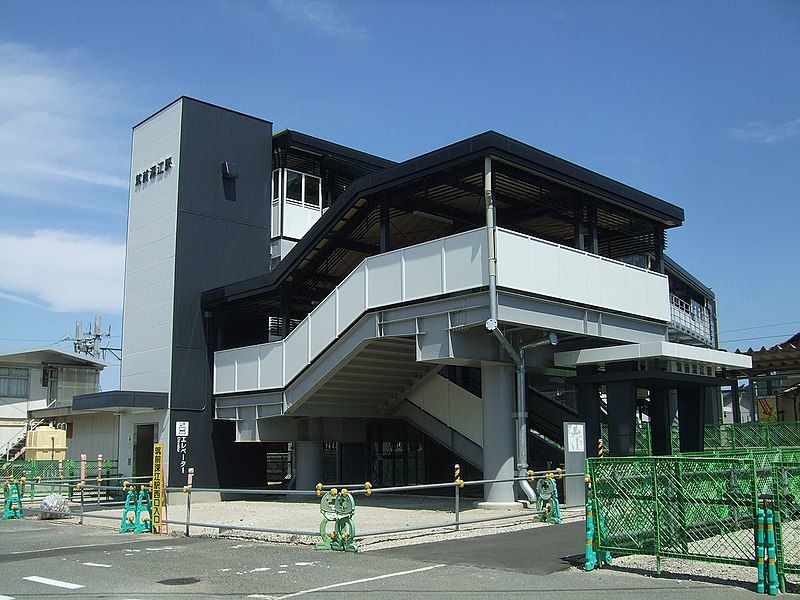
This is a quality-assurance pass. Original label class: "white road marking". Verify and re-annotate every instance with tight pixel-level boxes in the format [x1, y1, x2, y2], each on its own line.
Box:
[250, 564, 446, 600]
[250, 567, 270, 572]
[0, 594, 16, 599]
[294, 562, 313, 566]
[82, 562, 112, 568]
[23, 576, 84, 590]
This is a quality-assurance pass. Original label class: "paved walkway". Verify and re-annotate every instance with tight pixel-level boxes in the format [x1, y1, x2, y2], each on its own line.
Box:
[0, 518, 771, 599]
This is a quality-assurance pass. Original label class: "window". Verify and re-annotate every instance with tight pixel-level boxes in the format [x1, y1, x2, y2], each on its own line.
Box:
[285, 170, 303, 203]
[0, 367, 29, 398]
[304, 175, 321, 207]
[272, 170, 280, 201]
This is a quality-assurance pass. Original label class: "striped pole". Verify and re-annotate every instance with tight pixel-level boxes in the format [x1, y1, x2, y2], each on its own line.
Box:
[757, 506, 765, 594]
[584, 496, 597, 571]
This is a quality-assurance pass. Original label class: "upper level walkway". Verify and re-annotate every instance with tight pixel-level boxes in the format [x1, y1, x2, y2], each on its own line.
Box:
[214, 228, 673, 419]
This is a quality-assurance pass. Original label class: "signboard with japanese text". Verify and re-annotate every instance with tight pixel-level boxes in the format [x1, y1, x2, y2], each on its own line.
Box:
[151, 443, 164, 533]
[175, 421, 189, 475]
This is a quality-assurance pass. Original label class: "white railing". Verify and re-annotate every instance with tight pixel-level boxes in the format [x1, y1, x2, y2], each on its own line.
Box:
[669, 294, 715, 346]
[214, 229, 488, 395]
[215, 228, 677, 396]
[495, 229, 671, 322]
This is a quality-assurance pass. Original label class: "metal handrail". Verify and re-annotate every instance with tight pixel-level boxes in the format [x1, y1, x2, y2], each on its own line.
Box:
[20, 469, 580, 542]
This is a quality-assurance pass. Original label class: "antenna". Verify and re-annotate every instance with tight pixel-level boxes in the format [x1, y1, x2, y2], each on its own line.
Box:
[68, 315, 120, 360]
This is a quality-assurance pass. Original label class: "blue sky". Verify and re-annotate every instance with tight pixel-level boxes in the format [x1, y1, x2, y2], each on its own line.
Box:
[1, 1, 798, 389]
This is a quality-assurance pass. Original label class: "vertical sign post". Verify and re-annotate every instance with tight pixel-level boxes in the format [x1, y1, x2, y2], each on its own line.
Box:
[563, 422, 587, 507]
[175, 421, 189, 475]
[151, 443, 164, 534]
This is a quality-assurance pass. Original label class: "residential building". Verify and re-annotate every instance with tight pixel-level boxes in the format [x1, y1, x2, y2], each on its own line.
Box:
[0, 348, 104, 461]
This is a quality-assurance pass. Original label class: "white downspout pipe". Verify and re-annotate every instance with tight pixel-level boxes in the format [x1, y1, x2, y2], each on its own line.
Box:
[483, 156, 557, 504]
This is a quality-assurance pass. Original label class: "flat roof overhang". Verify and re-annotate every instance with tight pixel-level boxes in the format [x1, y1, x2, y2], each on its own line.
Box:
[72, 391, 168, 413]
[203, 131, 685, 309]
[554, 341, 752, 370]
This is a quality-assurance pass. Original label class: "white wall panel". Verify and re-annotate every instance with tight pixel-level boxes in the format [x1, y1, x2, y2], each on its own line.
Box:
[366, 252, 402, 308]
[122, 99, 182, 392]
[336, 267, 365, 334]
[283, 320, 309, 382]
[309, 293, 337, 360]
[235, 345, 260, 391]
[497, 229, 669, 322]
[258, 344, 283, 390]
[403, 240, 444, 301]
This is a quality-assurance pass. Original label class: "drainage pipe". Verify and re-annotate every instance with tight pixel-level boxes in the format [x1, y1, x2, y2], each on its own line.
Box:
[483, 155, 557, 503]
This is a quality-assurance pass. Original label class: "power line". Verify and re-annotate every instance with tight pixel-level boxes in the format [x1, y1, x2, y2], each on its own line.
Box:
[720, 320, 800, 334]
[720, 333, 796, 344]
[0, 337, 59, 342]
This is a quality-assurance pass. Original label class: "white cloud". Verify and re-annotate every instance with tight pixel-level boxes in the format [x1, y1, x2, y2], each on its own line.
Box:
[0, 230, 124, 314]
[0, 42, 130, 206]
[267, 0, 368, 40]
[726, 117, 800, 144]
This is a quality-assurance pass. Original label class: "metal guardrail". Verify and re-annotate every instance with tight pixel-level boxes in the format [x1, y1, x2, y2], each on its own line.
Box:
[159, 468, 581, 540]
[6, 469, 580, 542]
[669, 293, 715, 346]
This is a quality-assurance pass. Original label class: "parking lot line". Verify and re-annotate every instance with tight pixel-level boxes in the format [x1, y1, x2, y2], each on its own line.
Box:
[257, 564, 446, 600]
[82, 562, 113, 568]
[0, 594, 15, 599]
[22, 576, 85, 590]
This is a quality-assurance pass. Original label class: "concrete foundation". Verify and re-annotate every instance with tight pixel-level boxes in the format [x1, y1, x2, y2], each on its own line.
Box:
[481, 363, 516, 504]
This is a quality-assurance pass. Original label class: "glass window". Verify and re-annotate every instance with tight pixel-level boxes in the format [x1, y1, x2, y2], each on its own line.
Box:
[272, 170, 280, 200]
[0, 367, 29, 398]
[304, 175, 321, 207]
[285, 170, 303, 203]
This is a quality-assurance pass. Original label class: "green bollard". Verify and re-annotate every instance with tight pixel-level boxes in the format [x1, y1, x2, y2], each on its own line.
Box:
[315, 487, 357, 553]
[119, 485, 138, 533]
[766, 507, 779, 596]
[536, 475, 562, 524]
[134, 487, 152, 534]
[757, 507, 765, 594]
[2, 481, 24, 520]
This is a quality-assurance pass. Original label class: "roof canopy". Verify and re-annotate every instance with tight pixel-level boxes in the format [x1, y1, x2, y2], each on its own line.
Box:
[0, 348, 105, 368]
[737, 333, 800, 376]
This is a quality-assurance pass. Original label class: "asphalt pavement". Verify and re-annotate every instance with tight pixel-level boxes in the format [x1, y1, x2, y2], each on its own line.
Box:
[0, 517, 772, 599]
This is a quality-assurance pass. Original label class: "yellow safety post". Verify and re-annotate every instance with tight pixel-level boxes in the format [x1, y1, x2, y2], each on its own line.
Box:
[527, 469, 535, 483]
[315, 483, 323, 497]
[364, 482, 372, 497]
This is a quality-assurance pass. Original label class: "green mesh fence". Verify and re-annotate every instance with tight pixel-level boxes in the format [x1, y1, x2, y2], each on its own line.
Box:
[589, 456, 764, 567]
[0, 459, 118, 480]
[600, 423, 653, 456]
[598, 421, 800, 456]
[772, 461, 800, 576]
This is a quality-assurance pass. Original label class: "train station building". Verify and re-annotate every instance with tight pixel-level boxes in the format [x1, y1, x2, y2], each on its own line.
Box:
[79, 97, 750, 502]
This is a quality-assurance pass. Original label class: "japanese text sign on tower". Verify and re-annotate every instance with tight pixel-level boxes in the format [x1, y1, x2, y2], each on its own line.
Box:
[151, 443, 164, 533]
[175, 421, 189, 474]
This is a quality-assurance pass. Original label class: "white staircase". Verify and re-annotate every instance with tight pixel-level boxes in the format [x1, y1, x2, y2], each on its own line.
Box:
[1, 419, 45, 462]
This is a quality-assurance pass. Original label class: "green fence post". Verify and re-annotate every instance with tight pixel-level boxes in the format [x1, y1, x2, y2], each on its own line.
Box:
[651, 459, 662, 575]
[757, 505, 766, 593]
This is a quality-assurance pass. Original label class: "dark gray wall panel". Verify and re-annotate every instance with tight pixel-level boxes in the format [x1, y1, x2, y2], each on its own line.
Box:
[169, 99, 272, 486]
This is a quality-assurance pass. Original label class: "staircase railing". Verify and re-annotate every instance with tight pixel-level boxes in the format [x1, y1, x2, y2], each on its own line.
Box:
[1, 419, 44, 462]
